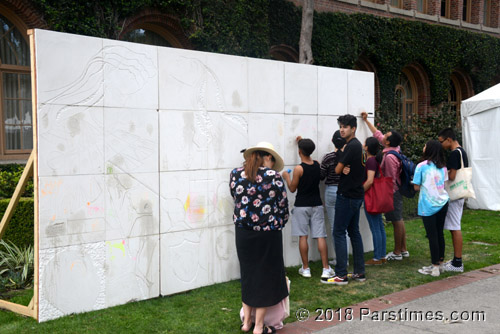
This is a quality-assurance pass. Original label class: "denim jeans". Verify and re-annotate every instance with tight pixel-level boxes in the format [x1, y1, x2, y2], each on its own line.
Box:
[333, 194, 365, 277]
[325, 185, 338, 236]
[364, 206, 386, 260]
[325, 185, 350, 261]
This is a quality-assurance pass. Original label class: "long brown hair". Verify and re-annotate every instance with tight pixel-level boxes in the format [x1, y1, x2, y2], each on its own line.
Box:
[244, 151, 268, 182]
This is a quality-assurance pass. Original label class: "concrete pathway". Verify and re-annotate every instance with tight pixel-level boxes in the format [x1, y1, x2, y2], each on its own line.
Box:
[280, 263, 500, 334]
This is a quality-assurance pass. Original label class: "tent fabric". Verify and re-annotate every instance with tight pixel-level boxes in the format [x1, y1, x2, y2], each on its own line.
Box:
[461, 83, 500, 211]
[462, 83, 500, 117]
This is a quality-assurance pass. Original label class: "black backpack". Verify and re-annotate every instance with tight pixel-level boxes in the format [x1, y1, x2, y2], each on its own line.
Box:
[386, 150, 417, 198]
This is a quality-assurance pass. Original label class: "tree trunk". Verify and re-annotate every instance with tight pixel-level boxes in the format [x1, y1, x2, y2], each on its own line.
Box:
[299, 0, 314, 64]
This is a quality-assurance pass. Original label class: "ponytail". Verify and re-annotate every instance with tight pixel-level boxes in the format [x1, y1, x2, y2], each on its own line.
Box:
[244, 151, 266, 182]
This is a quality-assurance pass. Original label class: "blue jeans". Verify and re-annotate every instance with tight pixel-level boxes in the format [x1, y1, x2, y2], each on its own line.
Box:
[364, 206, 386, 260]
[325, 185, 338, 236]
[333, 194, 365, 277]
[326, 185, 351, 261]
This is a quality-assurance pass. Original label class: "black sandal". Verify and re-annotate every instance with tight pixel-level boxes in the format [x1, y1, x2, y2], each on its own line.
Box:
[240, 322, 254, 332]
[259, 325, 276, 334]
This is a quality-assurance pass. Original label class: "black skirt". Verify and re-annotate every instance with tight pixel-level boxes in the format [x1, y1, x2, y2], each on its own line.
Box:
[235, 226, 288, 307]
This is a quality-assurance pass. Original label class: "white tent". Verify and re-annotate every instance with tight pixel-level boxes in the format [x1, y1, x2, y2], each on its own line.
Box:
[461, 83, 500, 210]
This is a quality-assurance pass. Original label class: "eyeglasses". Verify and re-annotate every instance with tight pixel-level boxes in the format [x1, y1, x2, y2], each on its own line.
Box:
[438, 138, 446, 143]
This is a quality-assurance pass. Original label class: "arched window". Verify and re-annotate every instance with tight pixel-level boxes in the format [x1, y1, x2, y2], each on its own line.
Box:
[0, 13, 32, 157]
[449, 71, 473, 126]
[120, 12, 191, 49]
[122, 27, 172, 47]
[395, 70, 417, 126]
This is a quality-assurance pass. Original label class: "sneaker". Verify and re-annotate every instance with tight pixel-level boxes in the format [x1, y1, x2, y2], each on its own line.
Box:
[418, 265, 440, 277]
[365, 259, 384, 266]
[401, 251, 410, 258]
[443, 261, 464, 273]
[298, 267, 311, 278]
[350, 273, 366, 282]
[321, 267, 335, 279]
[385, 252, 403, 261]
[320, 275, 348, 285]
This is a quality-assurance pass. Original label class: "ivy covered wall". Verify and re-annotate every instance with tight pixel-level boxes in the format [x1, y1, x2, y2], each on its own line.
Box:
[30, 0, 500, 111]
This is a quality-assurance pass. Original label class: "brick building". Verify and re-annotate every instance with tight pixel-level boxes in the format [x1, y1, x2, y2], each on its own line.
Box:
[1, 0, 499, 162]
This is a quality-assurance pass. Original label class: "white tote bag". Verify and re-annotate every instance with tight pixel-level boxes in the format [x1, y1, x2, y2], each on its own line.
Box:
[445, 149, 475, 201]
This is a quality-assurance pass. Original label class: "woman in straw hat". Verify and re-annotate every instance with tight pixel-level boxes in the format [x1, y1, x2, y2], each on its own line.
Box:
[230, 142, 289, 334]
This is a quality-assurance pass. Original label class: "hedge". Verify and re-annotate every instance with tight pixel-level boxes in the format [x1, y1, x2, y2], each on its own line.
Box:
[0, 198, 34, 248]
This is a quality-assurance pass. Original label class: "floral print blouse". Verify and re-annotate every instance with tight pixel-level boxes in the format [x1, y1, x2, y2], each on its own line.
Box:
[230, 166, 289, 231]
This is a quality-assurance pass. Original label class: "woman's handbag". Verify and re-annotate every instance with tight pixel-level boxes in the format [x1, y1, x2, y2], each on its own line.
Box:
[364, 166, 394, 214]
[445, 149, 475, 201]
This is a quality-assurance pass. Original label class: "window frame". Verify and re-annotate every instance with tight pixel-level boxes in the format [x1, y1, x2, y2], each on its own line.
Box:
[441, 0, 451, 18]
[390, 0, 404, 9]
[395, 69, 417, 127]
[462, 0, 472, 22]
[417, 0, 428, 14]
[0, 9, 32, 161]
[483, 0, 491, 26]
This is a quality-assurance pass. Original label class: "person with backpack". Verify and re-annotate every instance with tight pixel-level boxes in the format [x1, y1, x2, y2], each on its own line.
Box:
[361, 112, 409, 261]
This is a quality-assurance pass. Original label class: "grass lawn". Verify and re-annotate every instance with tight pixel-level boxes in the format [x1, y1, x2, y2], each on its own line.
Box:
[1, 209, 499, 333]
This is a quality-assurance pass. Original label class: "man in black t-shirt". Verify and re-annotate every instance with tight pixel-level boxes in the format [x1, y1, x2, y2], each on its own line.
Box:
[438, 128, 469, 273]
[321, 114, 365, 285]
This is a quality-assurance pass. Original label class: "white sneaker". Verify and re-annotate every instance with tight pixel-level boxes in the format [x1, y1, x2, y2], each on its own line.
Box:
[299, 267, 311, 278]
[418, 265, 440, 277]
[443, 261, 464, 273]
[401, 251, 410, 258]
[321, 267, 335, 279]
[385, 252, 403, 261]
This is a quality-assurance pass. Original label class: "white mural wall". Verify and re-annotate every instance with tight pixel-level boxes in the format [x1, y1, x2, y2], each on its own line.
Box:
[34, 29, 375, 322]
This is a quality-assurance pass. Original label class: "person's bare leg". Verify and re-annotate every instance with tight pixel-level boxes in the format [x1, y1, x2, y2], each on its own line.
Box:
[253, 307, 267, 334]
[392, 220, 404, 254]
[317, 237, 329, 269]
[401, 221, 407, 252]
[299, 236, 309, 269]
[241, 302, 254, 331]
[450, 230, 463, 258]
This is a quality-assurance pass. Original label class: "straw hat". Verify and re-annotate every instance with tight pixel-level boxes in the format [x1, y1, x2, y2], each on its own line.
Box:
[242, 141, 284, 172]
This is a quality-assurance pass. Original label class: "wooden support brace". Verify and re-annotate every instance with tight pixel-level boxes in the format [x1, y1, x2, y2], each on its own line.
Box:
[0, 151, 34, 240]
[0, 299, 34, 318]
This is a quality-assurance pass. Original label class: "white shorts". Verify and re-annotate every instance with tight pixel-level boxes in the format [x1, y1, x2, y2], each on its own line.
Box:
[444, 198, 465, 231]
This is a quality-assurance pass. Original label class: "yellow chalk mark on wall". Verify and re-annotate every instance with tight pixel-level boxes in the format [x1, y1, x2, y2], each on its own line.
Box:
[106, 240, 126, 260]
[184, 194, 191, 212]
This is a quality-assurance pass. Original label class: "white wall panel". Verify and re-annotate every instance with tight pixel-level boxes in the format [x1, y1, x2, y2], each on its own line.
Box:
[104, 108, 158, 175]
[105, 172, 159, 240]
[348, 70, 375, 115]
[36, 29, 104, 107]
[159, 170, 209, 233]
[105, 235, 160, 308]
[102, 40, 158, 110]
[318, 66, 348, 116]
[38, 104, 104, 176]
[159, 110, 209, 171]
[284, 63, 318, 115]
[39, 175, 105, 250]
[158, 47, 208, 111]
[205, 53, 248, 112]
[248, 58, 284, 114]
